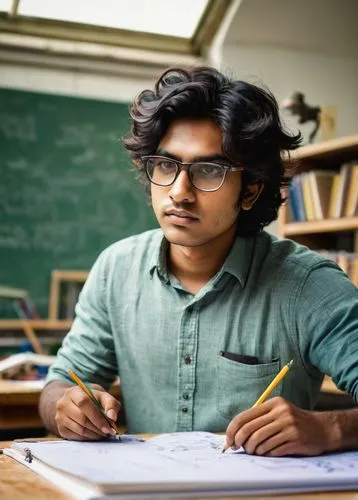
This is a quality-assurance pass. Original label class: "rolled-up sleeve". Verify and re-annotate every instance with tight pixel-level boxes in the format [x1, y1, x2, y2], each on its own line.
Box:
[45, 249, 118, 389]
[297, 262, 358, 402]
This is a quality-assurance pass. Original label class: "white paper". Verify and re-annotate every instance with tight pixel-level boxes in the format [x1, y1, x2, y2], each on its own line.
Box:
[8, 432, 358, 496]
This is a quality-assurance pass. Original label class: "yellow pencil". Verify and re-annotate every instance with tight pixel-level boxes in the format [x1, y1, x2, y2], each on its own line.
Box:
[222, 359, 294, 453]
[67, 369, 121, 436]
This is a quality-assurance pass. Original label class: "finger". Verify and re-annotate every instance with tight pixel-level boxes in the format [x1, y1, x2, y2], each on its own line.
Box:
[71, 391, 115, 434]
[61, 415, 107, 441]
[61, 425, 104, 441]
[265, 441, 296, 457]
[226, 402, 274, 447]
[96, 391, 121, 422]
[68, 403, 109, 437]
[240, 420, 282, 455]
[230, 410, 275, 450]
[62, 426, 104, 441]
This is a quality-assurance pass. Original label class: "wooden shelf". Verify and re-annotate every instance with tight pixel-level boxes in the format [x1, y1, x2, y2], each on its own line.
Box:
[0, 319, 72, 331]
[49, 269, 88, 320]
[51, 270, 88, 282]
[290, 134, 358, 163]
[283, 216, 358, 236]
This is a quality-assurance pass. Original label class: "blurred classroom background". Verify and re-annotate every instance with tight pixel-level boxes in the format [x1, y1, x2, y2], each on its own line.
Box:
[0, 0, 357, 438]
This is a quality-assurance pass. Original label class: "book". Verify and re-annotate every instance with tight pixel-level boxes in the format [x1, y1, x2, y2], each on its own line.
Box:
[330, 163, 353, 218]
[344, 163, 358, 217]
[301, 173, 315, 221]
[308, 170, 335, 220]
[328, 173, 342, 218]
[289, 175, 306, 221]
[4, 432, 358, 498]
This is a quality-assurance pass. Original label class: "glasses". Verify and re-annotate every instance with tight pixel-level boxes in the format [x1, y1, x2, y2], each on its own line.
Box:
[142, 156, 244, 192]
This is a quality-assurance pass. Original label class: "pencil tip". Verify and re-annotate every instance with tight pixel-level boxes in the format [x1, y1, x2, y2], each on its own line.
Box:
[288, 359, 294, 368]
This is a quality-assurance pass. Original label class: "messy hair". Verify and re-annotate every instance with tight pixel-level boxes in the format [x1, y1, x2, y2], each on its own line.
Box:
[123, 66, 301, 236]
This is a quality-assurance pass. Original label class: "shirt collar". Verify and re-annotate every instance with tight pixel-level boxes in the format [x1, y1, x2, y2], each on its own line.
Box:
[149, 231, 256, 288]
[149, 233, 170, 282]
[220, 234, 256, 288]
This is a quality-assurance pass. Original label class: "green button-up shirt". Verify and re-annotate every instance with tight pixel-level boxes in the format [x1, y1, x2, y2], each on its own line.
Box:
[46, 229, 358, 433]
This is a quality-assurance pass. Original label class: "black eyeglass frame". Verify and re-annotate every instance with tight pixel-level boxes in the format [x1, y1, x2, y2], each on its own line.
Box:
[141, 155, 244, 192]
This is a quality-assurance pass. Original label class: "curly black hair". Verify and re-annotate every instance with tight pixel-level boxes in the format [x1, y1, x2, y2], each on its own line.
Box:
[123, 66, 301, 236]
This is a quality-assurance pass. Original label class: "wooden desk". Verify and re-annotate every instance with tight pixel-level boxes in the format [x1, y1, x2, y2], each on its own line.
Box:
[0, 380, 45, 433]
[0, 379, 121, 438]
[0, 438, 357, 500]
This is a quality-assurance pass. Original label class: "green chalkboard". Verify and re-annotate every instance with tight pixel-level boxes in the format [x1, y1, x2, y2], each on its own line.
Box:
[0, 88, 158, 317]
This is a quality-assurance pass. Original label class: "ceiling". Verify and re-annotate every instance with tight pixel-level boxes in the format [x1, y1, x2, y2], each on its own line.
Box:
[226, 0, 358, 59]
[0, 0, 234, 55]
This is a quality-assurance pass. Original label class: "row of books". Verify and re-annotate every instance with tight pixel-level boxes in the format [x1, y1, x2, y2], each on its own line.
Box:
[318, 251, 358, 285]
[289, 162, 358, 222]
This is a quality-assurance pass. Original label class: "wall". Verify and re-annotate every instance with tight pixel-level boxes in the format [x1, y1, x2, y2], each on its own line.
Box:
[0, 57, 155, 102]
[220, 44, 358, 141]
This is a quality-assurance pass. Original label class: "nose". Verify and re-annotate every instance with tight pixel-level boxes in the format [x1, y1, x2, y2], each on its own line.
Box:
[168, 170, 195, 204]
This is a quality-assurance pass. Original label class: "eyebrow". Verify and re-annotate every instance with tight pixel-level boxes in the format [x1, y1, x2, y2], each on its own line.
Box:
[155, 148, 230, 164]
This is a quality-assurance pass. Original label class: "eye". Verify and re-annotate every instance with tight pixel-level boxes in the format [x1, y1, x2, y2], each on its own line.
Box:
[156, 159, 177, 173]
[196, 163, 224, 177]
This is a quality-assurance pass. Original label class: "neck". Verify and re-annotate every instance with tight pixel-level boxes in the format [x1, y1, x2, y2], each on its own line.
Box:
[168, 227, 236, 293]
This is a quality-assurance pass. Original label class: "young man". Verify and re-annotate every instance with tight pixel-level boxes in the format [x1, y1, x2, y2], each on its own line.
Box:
[39, 67, 358, 457]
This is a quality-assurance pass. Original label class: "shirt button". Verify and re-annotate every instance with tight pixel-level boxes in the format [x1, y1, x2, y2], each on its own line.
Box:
[182, 407, 188, 413]
[183, 393, 189, 400]
[184, 354, 192, 364]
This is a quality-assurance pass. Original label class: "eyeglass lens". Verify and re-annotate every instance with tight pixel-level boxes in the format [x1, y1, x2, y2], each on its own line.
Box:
[145, 157, 226, 191]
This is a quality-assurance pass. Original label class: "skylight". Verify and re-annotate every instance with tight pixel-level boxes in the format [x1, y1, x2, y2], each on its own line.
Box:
[0, 0, 11, 12]
[0, 0, 232, 56]
[16, 0, 209, 38]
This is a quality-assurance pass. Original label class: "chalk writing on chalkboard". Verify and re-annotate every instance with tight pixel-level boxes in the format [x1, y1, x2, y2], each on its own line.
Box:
[0, 88, 157, 316]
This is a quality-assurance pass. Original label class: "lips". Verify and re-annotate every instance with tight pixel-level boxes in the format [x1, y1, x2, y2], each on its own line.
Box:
[165, 209, 198, 220]
[164, 208, 199, 225]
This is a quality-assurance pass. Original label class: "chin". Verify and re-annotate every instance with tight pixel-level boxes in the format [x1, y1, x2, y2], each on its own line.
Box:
[161, 226, 207, 247]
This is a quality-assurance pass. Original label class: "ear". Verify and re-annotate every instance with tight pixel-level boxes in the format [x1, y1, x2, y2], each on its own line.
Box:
[241, 183, 264, 211]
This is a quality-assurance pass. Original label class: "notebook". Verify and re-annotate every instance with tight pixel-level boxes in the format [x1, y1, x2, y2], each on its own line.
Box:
[4, 432, 358, 499]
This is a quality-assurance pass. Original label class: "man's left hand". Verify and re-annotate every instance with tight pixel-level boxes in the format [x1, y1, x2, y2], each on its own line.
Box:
[225, 396, 335, 457]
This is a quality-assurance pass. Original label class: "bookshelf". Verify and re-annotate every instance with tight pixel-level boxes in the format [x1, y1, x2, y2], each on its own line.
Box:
[280, 134, 358, 405]
[0, 319, 72, 331]
[280, 134, 358, 260]
[0, 270, 88, 354]
[284, 216, 358, 236]
[286, 134, 358, 163]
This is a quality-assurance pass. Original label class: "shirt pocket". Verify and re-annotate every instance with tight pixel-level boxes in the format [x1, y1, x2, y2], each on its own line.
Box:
[217, 355, 281, 420]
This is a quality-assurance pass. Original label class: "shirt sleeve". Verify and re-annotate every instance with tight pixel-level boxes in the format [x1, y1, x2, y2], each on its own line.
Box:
[45, 249, 118, 389]
[296, 261, 358, 402]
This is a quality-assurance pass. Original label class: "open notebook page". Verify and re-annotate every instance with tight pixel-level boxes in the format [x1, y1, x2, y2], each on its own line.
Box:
[6, 432, 358, 496]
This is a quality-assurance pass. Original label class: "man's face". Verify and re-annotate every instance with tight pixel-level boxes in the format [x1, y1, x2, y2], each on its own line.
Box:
[150, 119, 243, 248]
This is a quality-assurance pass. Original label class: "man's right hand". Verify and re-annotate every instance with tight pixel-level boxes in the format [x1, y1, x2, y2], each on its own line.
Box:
[54, 384, 121, 441]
